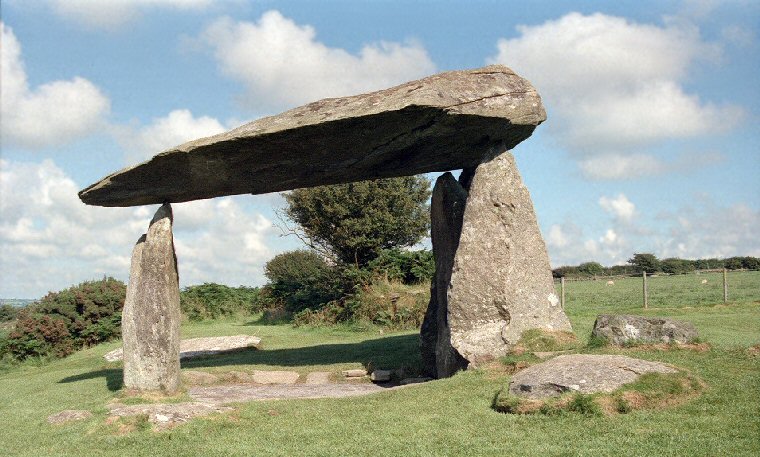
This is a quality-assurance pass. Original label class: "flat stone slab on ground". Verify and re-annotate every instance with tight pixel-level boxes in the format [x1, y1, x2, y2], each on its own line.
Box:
[251, 370, 300, 384]
[189, 383, 402, 404]
[108, 402, 232, 430]
[182, 370, 220, 385]
[104, 335, 261, 362]
[342, 369, 368, 378]
[47, 410, 93, 424]
[305, 372, 332, 384]
[509, 354, 678, 399]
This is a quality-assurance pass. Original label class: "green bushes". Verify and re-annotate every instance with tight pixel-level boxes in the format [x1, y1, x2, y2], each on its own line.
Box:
[0, 304, 18, 322]
[367, 248, 434, 284]
[263, 250, 346, 313]
[4, 277, 126, 360]
[180, 283, 260, 321]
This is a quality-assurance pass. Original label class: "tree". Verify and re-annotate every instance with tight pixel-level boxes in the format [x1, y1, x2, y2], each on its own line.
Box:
[264, 250, 344, 312]
[577, 261, 604, 277]
[660, 258, 694, 275]
[282, 176, 431, 267]
[627, 253, 660, 274]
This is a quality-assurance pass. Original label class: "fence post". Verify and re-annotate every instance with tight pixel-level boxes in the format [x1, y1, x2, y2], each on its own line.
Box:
[642, 271, 648, 309]
[723, 268, 728, 303]
[561, 277, 565, 309]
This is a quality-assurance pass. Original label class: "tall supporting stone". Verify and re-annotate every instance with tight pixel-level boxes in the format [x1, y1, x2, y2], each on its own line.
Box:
[420, 173, 469, 378]
[421, 149, 572, 377]
[122, 203, 181, 393]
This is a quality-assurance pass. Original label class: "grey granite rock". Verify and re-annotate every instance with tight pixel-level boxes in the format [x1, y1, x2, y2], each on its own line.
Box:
[447, 151, 572, 363]
[420, 172, 469, 378]
[509, 354, 678, 399]
[121, 203, 181, 393]
[592, 314, 699, 345]
[79, 65, 545, 207]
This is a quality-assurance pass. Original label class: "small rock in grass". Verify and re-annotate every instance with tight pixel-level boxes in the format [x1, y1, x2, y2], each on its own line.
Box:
[592, 315, 698, 346]
[370, 370, 392, 382]
[47, 410, 93, 425]
[342, 369, 368, 378]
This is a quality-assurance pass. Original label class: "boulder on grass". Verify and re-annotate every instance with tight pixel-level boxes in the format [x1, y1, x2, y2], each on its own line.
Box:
[508, 354, 677, 399]
[592, 315, 698, 346]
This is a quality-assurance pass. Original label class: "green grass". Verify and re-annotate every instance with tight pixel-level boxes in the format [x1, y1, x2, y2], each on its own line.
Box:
[0, 274, 759, 456]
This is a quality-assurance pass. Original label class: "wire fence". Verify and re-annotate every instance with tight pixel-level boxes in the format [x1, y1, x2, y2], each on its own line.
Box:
[553, 269, 760, 311]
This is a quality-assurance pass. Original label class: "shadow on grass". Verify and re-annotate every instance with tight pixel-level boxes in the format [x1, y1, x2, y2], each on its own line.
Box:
[58, 368, 123, 391]
[56, 334, 422, 390]
[182, 333, 422, 371]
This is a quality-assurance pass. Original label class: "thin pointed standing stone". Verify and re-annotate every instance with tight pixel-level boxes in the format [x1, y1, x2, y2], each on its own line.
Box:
[122, 203, 181, 393]
[420, 172, 469, 378]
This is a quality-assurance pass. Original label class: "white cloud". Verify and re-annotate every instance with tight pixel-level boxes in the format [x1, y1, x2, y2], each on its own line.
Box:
[50, 0, 212, 29]
[115, 109, 226, 164]
[0, 159, 278, 298]
[488, 12, 744, 179]
[0, 23, 110, 149]
[199, 11, 437, 111]
[579, 151, 725, 180]
[544, 195, 759, 267]
[599, 194, 636, 222]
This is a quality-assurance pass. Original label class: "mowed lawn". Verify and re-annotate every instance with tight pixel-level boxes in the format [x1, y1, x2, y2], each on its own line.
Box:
[0, 273, 758, 456]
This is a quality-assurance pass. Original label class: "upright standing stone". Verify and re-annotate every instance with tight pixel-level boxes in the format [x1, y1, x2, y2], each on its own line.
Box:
[122, 203, 181, 393]
[446, 150, 571, 365]
[420, 173, 469, 378]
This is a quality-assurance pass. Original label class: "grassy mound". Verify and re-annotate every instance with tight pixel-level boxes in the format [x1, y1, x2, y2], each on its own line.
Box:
[493, 370, 705, 416]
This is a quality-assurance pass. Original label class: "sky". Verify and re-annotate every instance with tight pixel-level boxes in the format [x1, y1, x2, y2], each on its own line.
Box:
[1, 0, 758, 299]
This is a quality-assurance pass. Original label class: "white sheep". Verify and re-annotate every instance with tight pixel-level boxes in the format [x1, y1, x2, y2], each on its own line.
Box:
[701, 279, 708, 284]
[606, 280, 615, 286]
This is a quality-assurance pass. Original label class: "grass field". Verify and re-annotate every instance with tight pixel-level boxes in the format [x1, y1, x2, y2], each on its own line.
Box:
[0, 273, 758, 456]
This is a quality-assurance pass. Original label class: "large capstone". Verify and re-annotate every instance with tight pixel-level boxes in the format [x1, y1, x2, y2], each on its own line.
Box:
[446, 150, 572, 364]
[122, 203, 181, 393]
[78, 65, 545, 207]
[420, 172, 469, 378]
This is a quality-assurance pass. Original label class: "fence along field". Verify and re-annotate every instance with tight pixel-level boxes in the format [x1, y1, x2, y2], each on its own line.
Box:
[555, 269, 759, 310]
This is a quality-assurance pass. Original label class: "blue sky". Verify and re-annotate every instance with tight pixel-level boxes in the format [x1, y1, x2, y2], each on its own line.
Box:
[1, 0, 758, 298]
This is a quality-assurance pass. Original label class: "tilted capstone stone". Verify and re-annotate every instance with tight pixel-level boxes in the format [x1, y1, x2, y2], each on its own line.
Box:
[122, 203, 181, 393]
[78, 65, 546, 207]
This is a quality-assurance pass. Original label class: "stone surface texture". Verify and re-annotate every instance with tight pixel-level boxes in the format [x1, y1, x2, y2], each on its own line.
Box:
[342, 369, 368, 378]
[305, 372, 332, 385]
[592, 315, 699, 345]
[79, 65, 545, 207]
[509, 354, 678, 399]
[108, 402, 232, 430]
[104, 335, 261, 362]
[188, 384, 403, 404]
[251, 370, 300, 385]
[121, 203, 181, 393]
[47, 410, 93, 425]
[420, 172, 470, 378]
[446, 151, 571, 364]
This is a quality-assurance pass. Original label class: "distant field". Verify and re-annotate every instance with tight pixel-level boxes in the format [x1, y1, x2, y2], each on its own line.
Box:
[0, 272, 758, 456]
